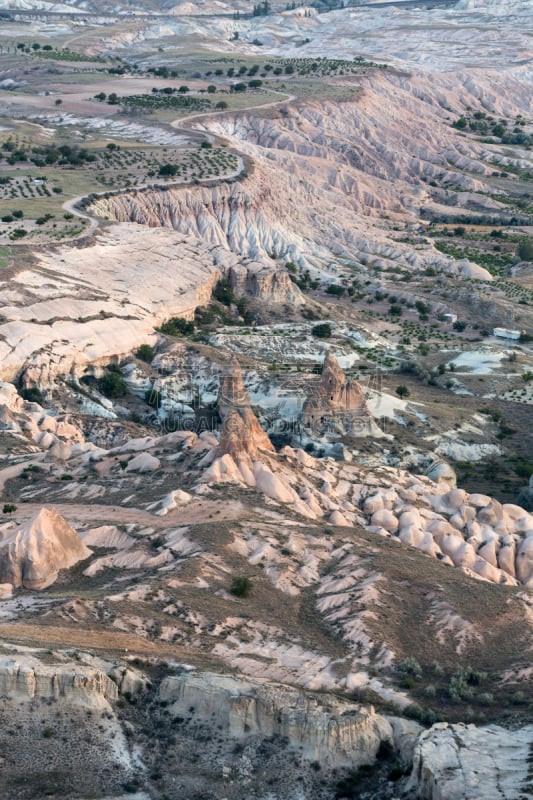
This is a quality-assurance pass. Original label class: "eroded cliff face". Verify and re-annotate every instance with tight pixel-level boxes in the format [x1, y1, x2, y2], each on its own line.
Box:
[0, 224, 225, 386]
[0, 653, 138, 800]
[0, 655, 117, 705]
[159, 669, 405, 769]
[88, 70, 531, 283]
[406, 722, 533, 800]
[228, 261, 304, 306]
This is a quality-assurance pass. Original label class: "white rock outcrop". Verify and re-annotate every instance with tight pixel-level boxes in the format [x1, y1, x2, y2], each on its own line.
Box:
[406, 722, 533, 800]
[159, 669, 398, 768]
[0, 508, 91, 590]
[0, 654, 117, 706]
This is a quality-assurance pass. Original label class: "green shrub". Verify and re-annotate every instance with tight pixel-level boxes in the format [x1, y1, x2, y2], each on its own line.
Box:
[3, 504, 17, 513]
[230, 576, 252, 597]
[397, 657, 422, 678]
[21, 387, 44, 404]
[99, 371, 126, 398]
[395, 385, 410, 398]
[312, 323, 332, 339]
[158, 163, 178, 177]
[136, 344, 155, 362]
[213, 279, 236, 306]
[158, 318, 195, 336]
[325, 284, 345, 296]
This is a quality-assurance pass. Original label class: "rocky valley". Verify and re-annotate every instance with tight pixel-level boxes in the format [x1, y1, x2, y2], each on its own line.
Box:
[0, 0, 532, 798]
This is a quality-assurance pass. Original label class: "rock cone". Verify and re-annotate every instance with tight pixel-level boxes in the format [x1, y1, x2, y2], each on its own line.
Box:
[216, 357, 274, 461]
[0, 508, 91, 590]
[302, 353, 379, 437]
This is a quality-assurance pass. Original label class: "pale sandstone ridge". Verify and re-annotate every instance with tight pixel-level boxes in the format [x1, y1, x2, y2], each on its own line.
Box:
[302, 353, 382, 437]
[0, 224, 301, 388]
[406, 722, 533, 800]
[0, 224, 222, 385]
[159, 669, 415, 768]
[0, 507, 91, 589]
[0, 655, 118, 705]
[216, 356, 275, 462]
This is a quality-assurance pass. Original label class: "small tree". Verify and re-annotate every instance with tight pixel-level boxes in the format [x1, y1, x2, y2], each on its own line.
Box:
[230, 576, 252, 597]
[136, 344, 155, 362]
[325, 284, 345, 297]
[100, 371, 126, 398]
[312, 323, 332, 339]
[158, 163, 178, 177]
[396, 385, 410, 398]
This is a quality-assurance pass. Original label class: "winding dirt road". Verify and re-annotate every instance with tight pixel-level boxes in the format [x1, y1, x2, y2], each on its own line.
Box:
[59, 87, 294, 242]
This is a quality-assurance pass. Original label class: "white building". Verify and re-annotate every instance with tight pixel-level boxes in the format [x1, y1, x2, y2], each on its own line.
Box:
[493, 327, 521, 340]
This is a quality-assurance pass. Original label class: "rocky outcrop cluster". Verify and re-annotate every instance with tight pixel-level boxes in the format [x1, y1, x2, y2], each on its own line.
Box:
[0, 507, 91, 590]
[361, 485, 533, 586]
[202, 436, 533, 587]
[302, 353, 382, 437]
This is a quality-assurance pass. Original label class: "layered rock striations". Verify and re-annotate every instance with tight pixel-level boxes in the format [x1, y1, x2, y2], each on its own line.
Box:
[89, 68, 533, 284]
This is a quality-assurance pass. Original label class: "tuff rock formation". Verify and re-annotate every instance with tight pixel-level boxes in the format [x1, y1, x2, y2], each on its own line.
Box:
[406, 722, 533, 800]
[159, 669, 417, 769]
[302, 353, 382, 437]
[216, 356, 275, 461]
[228, 261, 305, 306]
[0, 507, 91, 590]
[0, 655, 117, 705]
[426, 460, 457, 487]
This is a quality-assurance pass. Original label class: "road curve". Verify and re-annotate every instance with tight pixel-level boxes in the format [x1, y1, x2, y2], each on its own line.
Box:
[56, 88, 295, 242]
